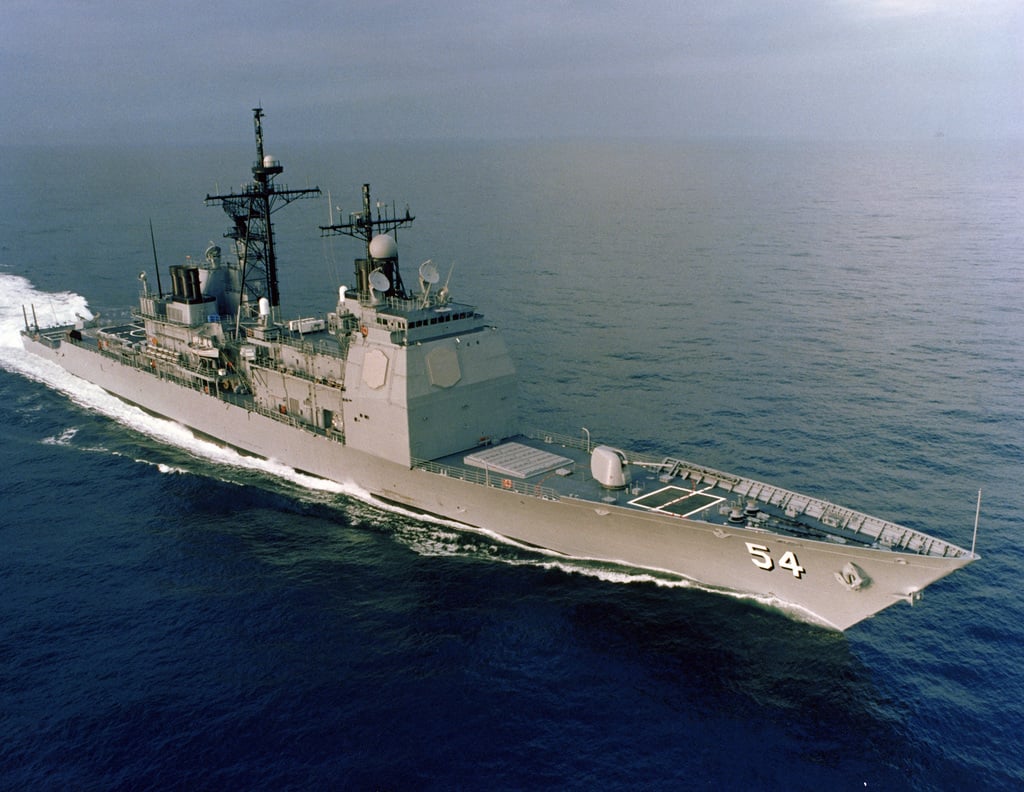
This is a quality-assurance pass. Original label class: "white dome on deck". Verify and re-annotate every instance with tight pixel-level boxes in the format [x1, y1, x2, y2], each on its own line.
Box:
[369, 234, 398, 259]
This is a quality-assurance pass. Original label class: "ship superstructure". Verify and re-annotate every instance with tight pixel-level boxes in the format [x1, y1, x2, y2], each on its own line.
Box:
[21, 109, 977, 631]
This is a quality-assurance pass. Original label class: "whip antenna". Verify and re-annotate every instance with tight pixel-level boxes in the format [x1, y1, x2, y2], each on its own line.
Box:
[971, 489, 982, 556]
[149, 219, 164, 298]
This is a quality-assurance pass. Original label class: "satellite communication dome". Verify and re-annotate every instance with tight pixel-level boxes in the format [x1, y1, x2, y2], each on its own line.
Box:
[369, 234, 398, 259]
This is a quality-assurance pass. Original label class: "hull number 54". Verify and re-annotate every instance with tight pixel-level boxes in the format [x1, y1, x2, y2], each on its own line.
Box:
[745, 543, 806, 578]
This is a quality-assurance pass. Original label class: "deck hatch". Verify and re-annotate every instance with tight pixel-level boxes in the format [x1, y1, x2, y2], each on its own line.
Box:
[464, 442, 572, 479]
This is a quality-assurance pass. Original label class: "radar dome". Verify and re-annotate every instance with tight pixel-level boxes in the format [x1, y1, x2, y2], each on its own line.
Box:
[369, 234, 398, 259]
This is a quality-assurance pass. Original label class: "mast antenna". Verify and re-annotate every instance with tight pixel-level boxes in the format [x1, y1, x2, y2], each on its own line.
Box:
[253, 106, 266, 164]
[971, 489, 982, 556]
[149, 219, 164, 298]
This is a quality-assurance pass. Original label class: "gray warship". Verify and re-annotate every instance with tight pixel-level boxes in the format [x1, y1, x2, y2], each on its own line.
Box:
[21, 109, 977, 630]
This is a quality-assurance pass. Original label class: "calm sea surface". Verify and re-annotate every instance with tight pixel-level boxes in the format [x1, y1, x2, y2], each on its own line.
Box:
[1, 137, 1022, 789]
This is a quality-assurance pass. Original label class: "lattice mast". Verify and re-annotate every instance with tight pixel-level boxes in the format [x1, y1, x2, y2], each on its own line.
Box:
[320, 184, 415, 300]
[205, 107, 320, 322]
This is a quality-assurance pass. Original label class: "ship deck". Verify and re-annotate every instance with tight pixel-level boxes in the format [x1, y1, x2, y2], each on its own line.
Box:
[424, 430, 971, 560]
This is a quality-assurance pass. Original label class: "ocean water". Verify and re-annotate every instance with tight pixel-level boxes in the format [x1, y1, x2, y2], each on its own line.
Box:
[1, 136, 1022, 790]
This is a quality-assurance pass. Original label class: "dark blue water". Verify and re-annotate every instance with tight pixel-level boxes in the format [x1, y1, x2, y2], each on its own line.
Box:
[2, 138, 1022, 790]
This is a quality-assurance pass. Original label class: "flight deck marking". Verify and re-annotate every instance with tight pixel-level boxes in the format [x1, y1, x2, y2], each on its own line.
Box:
[629, 485, 725, 518]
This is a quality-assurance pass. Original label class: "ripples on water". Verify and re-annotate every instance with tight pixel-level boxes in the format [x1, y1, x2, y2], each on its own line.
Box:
[1, 138, 1022, 789]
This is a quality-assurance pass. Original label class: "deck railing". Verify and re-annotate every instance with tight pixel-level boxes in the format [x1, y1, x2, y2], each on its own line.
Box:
[412, 457, 561, 502]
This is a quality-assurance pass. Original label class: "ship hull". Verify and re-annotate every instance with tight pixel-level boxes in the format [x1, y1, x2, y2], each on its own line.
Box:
[24, 334, 971, 630]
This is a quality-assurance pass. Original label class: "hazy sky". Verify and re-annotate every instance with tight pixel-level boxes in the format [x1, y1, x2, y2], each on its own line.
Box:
[3, 0, 1021, 144]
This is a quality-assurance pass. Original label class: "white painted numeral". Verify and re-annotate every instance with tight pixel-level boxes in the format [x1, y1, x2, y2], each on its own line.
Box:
[778, 550, 806, 578]
[745, 543, 805, 579]
[745, 543, 774, 571]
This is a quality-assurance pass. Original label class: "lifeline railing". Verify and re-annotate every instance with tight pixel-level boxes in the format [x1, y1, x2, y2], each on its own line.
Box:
[412, 457, 561, 502]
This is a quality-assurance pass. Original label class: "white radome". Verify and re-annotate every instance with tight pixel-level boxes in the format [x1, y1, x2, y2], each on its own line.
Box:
[369, 234, 398, 259]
